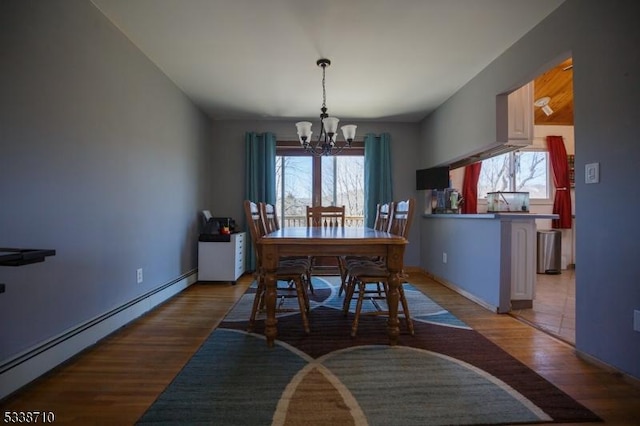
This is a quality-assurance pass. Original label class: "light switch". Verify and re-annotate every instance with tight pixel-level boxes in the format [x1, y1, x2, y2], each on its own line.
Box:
[585, 163, 599, 184]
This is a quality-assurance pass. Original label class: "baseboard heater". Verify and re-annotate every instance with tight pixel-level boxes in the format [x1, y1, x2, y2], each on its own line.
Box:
[0, 270, 198, 400]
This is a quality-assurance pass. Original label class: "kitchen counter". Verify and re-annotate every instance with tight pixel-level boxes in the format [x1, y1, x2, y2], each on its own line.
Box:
[423, 213, 559, 220]
[420, 212, 558, 313]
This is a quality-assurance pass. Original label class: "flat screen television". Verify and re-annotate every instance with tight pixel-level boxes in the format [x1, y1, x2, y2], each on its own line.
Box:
[416, 166, 450, 190]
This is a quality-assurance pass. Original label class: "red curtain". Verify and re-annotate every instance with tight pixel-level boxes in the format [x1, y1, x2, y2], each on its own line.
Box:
[546, 136, 572, 228]
[461, 162, 482, 214]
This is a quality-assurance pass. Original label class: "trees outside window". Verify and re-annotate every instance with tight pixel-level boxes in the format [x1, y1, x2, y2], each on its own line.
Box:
[276, 143, 364, 227]
[478, 150, 549, 199]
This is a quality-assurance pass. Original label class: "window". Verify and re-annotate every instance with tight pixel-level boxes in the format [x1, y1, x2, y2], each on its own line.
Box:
[478, 150, 550, 199]
[276, 142, 364, 227]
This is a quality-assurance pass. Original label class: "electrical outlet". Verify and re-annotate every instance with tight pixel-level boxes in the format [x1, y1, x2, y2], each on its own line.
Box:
[442, 252, 447, 264]
[634, 310, 640, 332]
[136, 268, 143, 284]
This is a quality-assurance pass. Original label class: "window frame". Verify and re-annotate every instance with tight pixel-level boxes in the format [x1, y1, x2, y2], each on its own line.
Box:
[477, 147, 554, 207]
[276, 140, 364, 207]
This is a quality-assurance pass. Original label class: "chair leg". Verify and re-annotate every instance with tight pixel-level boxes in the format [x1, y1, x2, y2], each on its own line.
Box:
[351, 280, 367, 337]
[382, 282, 414, 335]
[399, 285, 414, 335]
[342, 275, 356, 315]
[248, 279, 264, 332]
[301, 274, 311, 312]
[306, 270, 314, 294]
[338, 257, 348, 296]
[294, 277, 311, 333]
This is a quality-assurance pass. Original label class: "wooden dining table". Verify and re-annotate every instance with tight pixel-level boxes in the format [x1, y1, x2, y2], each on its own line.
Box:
[257, 226, 407, 347]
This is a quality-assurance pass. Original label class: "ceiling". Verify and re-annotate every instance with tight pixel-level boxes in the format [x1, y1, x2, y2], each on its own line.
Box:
[533, 58, 574, 125]
[91, 0, 565, 123]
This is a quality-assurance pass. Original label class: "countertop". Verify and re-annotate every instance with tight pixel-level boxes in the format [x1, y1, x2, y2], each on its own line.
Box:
[422, 213, 559, 220]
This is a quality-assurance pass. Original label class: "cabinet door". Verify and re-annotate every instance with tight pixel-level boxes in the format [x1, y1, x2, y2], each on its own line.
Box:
[510, 220, 536, 301]
[508, 82, 533, 141]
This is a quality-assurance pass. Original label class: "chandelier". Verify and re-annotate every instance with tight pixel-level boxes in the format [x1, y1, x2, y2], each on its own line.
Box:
[295, 59, 357, 156]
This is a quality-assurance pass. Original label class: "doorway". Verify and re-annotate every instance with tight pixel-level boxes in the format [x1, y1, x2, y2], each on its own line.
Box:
[510, 57, 576, 345]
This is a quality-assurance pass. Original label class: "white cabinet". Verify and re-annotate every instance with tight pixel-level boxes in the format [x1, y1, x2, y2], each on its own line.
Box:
[198, 232, 246, 283]
[509, 220, 536, 308]
[507, 82, 534, 142]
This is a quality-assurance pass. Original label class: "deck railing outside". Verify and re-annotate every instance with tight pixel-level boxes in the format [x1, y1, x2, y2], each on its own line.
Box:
[282, 215, 365, 228]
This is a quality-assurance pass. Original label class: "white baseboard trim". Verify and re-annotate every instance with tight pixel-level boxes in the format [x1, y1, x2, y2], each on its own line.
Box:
[421, 269, 500, 314]
[0, 270, 198, 400]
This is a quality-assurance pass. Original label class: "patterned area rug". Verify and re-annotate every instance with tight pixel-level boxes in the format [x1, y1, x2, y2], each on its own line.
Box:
[137, 277, 600, 425]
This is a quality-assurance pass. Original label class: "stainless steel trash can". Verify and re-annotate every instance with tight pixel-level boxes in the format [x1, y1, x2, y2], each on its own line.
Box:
[537, 230, 561, 274]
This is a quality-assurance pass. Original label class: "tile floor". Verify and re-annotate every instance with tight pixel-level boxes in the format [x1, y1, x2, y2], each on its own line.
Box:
[510, 268, 576, 344]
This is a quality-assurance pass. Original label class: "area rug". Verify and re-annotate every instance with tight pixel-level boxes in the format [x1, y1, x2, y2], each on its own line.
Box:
[137, 277, 600, 425]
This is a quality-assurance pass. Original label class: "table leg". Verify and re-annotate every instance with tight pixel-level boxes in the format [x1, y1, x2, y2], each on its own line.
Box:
[263, 270, 278, 347]
[386, 245, 404, 345]
[386, 272, 400, 345]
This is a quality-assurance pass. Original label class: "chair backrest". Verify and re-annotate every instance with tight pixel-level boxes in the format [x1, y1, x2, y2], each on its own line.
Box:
[258, 202, 279, 235]
[244, 200, 265, 254]
[388, 198, 415, 238]
[373, 202, 394, 232]
[306, 205, 345, 227]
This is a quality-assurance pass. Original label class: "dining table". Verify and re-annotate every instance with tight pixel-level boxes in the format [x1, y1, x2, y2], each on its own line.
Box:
[257, 226, 407, 347]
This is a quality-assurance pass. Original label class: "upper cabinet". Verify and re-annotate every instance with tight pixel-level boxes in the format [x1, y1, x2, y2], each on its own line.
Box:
[450, 82, 534, 169]
[495, 81, 534, 146]
[507, 82, 534, 142]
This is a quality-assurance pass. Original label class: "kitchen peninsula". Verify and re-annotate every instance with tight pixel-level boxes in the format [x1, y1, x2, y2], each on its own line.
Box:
[420, 213, 558, 313]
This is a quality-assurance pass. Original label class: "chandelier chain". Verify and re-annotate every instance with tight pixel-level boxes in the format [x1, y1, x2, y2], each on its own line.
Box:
[321, 64, 327, 117]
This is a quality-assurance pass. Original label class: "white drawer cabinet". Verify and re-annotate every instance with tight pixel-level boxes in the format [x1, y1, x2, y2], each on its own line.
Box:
[198, 232, 246, 283]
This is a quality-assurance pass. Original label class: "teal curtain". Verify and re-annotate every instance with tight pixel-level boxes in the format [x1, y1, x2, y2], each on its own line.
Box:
[244, 132, 276, 271]
[364, 133, 393, 228]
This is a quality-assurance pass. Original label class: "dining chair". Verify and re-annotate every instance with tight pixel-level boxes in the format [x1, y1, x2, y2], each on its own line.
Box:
[306, 205, 345, 228]
[259, 201, 280, 234]
[243, 200, 310, 333]
[338, 202, 393, 296]
[258, 202, 313, 293]
[343, 198, 416, 337]
[306, 205, 346, 277]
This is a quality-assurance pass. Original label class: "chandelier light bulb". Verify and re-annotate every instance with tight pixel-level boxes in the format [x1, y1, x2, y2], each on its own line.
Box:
[341, 124, 357, 143]
[323, 117, 339, 135]
[295, 121, 312, 144]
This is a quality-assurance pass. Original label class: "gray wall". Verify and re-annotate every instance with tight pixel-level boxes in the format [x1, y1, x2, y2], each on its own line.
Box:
[419, 0, 640, 379]
[209, 120, 422, 266]
[421, 217, 505, 311]
[0, 1, 212, 361]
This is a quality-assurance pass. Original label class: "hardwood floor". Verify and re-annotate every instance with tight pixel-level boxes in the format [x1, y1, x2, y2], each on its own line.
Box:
[2, 271, 640, 425]
[511, 269, 576, 344]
